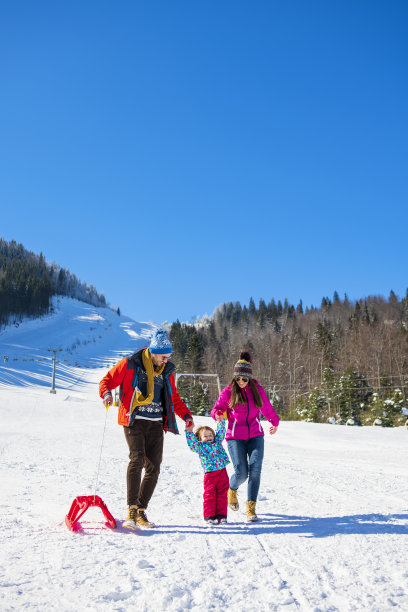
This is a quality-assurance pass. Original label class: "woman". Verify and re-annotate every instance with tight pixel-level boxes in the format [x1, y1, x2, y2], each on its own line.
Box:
[211, 351, 279, 522]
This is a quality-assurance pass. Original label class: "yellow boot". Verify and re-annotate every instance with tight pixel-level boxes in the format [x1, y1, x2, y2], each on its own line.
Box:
[228, 488, 239, 511]
[135, 508, 156, 529]
[246, 501, 258, 522]
[123, 505, 138, 530]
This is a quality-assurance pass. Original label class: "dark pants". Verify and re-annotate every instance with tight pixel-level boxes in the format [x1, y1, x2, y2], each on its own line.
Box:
[123, 420, 164, 508]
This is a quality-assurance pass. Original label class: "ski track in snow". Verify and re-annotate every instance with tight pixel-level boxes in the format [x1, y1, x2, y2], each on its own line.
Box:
[0, 302, 407, 611]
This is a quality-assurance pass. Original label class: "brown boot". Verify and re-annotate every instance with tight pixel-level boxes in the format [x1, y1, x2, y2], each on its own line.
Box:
[135, 508, 156, 529]
[123, 505, 138, 530]
[246, 501, 258, 522]
[228, 488, 239, 511]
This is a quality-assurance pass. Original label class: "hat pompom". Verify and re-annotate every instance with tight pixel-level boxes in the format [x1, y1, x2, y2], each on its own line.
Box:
[240, 351, 252, 363]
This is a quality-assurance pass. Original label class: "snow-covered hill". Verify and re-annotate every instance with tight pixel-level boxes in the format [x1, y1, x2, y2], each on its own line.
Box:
[0, 299, 407, 610]
[0, 297, 157, 389]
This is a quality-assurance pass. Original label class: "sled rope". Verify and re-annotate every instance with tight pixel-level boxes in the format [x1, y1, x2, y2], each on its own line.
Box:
[93, 405, 109, 497]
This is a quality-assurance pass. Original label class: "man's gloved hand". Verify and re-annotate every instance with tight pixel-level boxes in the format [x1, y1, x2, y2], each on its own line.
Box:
[185, 416, 194, 430]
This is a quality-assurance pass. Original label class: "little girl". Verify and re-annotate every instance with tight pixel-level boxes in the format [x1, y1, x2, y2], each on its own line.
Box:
[185, 419, 230, 524]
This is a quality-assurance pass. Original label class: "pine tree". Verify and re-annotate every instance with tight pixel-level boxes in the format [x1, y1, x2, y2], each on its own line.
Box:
[268, 298, 278, 320]
[365, 387, 406, 427]
[191, 382, 209, 416]
[258, 299, 267, 328]
[231, 302, 242, 326]
[389, 290, 398, 306]
[335, 367, 370, 425]
[185, 328, 205, 372]
[176, 379, 209, 416]
[322, 367, 338, 421]
[297, 387, 328, 422]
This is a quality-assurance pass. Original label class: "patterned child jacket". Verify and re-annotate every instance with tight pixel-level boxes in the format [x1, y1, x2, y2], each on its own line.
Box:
[185, 420, 230, 473]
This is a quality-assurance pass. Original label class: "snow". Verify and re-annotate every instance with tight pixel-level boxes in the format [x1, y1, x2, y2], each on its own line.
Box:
[0, 296, 157, 387]
[1, 300, 408, 611]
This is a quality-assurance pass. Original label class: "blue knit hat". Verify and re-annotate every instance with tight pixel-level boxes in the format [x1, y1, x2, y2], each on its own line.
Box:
[149, 328, 173, 354]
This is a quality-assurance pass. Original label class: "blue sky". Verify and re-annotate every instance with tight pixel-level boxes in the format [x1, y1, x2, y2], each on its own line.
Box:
[1, 1, 407, 324]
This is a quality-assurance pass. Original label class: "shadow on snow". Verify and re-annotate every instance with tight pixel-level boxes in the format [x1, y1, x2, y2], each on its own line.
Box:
[149, 512, 408, 538]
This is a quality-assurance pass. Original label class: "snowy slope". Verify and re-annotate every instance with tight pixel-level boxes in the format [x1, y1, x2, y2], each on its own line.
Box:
[0, 296, 157, 389]
[0, 370, 407, 611]
[0, 302, 407, 611]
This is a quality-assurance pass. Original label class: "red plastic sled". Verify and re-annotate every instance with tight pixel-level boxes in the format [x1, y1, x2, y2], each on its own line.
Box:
[65, 495, 117, 531]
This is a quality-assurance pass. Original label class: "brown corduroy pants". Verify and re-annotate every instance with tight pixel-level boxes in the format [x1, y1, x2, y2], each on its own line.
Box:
[123, 419, 164, 508]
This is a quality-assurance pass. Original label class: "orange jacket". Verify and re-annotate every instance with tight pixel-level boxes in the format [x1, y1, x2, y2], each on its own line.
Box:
[99, 349, 191, 434]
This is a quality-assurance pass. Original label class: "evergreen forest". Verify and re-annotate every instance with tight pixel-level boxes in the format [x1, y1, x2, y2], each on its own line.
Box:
[1, 237, 407, 426]
[0, 238, 106, 327]
[169, 292, 408, 427]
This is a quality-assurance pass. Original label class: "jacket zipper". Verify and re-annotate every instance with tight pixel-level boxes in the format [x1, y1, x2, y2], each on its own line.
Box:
[243, 389, 250, 439]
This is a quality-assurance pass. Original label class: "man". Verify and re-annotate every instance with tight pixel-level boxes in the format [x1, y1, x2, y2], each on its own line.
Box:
[99, 328, 194, 529]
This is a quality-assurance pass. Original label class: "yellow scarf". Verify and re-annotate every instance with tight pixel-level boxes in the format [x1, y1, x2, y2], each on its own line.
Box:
[131, 349, 165, 414]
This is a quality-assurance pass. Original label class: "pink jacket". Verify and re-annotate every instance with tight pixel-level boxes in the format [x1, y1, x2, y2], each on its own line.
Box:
[211, 379, 280, 441]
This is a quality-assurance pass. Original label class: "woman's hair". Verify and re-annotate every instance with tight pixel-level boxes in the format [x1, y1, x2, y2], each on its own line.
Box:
[229, 379, 263, 409]
[229, 351, 263, 409]
[194, 426, 215, 441]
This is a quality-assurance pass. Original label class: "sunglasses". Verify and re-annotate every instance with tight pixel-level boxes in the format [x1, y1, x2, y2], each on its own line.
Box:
[235, 376, 249, 382]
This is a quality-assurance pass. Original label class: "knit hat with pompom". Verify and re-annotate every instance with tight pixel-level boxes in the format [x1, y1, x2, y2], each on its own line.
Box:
[233, 351, 253, 379]
[149, 328, 173, 354]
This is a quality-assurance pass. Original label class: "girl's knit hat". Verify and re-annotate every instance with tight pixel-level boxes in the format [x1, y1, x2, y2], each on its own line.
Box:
[149, 328, 173, 354]
[233, 351, 253, 379]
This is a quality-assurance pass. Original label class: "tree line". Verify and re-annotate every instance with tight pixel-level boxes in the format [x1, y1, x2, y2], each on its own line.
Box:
[0, 238, 106, 327]
[169, 291, 408, 426]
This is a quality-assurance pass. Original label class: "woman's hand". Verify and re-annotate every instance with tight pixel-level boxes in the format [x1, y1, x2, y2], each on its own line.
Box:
[214, 411, 224, 422]
[269, 425, 278, 435]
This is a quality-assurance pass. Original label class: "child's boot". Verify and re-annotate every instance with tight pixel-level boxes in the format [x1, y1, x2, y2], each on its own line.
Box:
[228, 488, 239, 511]
[246, 501, 258, 522]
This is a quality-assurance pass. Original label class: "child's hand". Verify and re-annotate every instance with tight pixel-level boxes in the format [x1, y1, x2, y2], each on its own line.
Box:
[269, 425, 278, 435]
[185, 417, 194, 433]
[214, 411, 224, 422]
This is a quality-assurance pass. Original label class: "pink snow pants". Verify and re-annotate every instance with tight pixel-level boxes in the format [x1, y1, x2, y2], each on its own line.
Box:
[203, 467, 229, 519]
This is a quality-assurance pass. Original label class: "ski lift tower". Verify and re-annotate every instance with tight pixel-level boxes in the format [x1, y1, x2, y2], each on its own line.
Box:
[48, 345, 62, 394]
